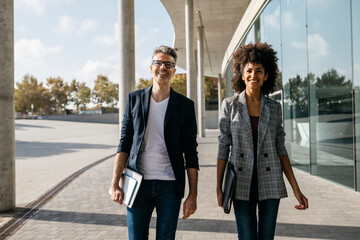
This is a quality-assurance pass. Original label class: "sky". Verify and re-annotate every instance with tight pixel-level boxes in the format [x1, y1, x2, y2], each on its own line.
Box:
[14, 0, 183, 89]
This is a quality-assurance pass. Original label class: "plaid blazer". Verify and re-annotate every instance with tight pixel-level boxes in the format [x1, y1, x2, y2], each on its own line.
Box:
[217, 91, 288, 201]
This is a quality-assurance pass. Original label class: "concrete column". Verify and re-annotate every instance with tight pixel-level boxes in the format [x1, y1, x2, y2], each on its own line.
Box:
[185, 0, 196, 103]
[0, 0, 15, 212]
[218, 73, 222, 122]
[118, 0, 135, 134]
[197, 26, 205, 137]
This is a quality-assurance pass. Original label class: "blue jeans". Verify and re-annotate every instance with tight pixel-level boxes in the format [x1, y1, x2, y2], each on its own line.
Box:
[233, 199, 280, 240]
[127, 180, 182, 240]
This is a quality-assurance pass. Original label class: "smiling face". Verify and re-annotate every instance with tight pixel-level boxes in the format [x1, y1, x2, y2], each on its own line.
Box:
[242, 62, 268, 91]
[150, 53, 176, 87]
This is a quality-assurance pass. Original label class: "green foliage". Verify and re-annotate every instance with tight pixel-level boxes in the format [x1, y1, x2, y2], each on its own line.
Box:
[15, 75, 51, 114]
[92, 75, 118, 109]
[136, 78, 153, 90]
[46, 76, 70, 114]
[204, 76, 218, 104]
[170, 74, 186, 96]
[69, 79, 91, 112]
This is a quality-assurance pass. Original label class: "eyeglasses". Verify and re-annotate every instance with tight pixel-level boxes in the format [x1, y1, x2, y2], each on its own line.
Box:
[152, 60, 175, 69]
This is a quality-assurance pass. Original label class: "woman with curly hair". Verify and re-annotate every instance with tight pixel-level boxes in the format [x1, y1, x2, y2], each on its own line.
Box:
[216, 42, 308, 240]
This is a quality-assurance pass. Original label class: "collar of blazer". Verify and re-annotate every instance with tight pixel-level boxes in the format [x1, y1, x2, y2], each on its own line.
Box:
[237, 90, 271, 158]
[140, 85, 180, 129]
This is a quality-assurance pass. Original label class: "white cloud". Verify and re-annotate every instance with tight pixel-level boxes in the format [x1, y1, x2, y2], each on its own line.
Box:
[16, 0, 47, 15]
[94, 22, 118, 46]
[135, 24, 160, 46]
[291, 41, 306, 50]
[282, 11, 298, 28]
[308, 33, 329, 62]
[264, 6, 280, 31]
[78, 18, 98, 34]
[355, 63, 360, 80]
[76, 60, 119, 88]
[15, 38, 63, 67]
[53, 16, 76, 34]
[53, 16, 97, 35]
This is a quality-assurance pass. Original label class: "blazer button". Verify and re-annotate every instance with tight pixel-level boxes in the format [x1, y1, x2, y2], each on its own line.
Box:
[264, 153, 268, 157]
[240, 153, 244, 157]
[238, 167, 242, 171]
[266, 167, 271, 171]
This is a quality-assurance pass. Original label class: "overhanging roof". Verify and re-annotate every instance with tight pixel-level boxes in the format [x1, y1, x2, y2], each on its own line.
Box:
[161, 0, 251, 77]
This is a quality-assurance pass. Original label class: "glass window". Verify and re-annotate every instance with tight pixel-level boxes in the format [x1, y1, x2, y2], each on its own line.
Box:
[280, 0, 309, 172]
[259, 0, 282, 92]
[224, 60, 234, 98]
[307, 0, 354, 188]
[352, 0, 360, 191]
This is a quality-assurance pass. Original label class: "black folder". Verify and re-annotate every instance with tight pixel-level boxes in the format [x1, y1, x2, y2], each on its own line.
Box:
[222, 161, 236, 214]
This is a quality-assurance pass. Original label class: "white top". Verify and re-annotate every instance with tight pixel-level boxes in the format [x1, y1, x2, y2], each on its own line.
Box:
[137, 96, 176, 180]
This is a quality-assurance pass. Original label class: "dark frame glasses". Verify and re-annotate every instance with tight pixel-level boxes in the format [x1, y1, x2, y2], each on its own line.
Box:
[152, 60, 175, 68]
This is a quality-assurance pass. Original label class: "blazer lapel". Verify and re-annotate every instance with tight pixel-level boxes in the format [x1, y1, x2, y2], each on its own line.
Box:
[141, 86, 152, 128]
[164, 88, 180, 127]
[238, 91, 254, 153]
[257, 93, 270, 158]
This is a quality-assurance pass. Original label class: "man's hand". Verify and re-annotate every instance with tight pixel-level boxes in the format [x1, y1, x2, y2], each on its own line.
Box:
[111, 185, 124, 205]
[182, 195, 197, 219]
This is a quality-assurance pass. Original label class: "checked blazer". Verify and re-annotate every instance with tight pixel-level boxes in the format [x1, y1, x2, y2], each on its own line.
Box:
[217, 90, 288, 201]
[116, 86, 199, 198]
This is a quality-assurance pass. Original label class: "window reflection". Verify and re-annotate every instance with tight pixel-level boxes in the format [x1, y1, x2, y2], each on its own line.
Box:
[280, 0, 309, 172]
[352, 0, 360, 191]
[307, 0, 354, 188]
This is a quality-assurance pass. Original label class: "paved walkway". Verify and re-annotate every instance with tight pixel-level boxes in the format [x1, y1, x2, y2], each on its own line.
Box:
[1, 120, 360, 239]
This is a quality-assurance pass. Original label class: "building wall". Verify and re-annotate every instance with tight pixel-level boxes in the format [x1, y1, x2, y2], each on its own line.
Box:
[224, 0, 360, 191]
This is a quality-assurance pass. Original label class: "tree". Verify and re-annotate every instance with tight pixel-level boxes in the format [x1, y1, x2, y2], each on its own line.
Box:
[15, 74, 51, 115]
[69, 79, 91, 112]
[315, 68, 351, 89]
[204, 76, 218, 104]
[46, 76, 70, 114]
[136, 78, 153, 90]
[170, 74, 186, 96]
[92, 75, 118, 109]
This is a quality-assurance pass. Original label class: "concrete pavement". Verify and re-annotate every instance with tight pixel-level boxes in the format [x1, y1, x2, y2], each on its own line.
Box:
[1, 120, 360, 239]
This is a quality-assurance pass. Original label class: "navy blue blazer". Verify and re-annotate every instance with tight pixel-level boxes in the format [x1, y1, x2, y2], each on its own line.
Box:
[117, 86, 199, 198]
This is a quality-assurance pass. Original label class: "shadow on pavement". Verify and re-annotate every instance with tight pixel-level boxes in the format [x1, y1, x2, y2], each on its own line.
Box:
[16, 141, 115, 158]
[12, 208, 360, 239]
[15, 123, 53, 130]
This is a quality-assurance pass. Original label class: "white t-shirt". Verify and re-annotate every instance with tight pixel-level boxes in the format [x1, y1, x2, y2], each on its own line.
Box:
[136, 96, 176, 180]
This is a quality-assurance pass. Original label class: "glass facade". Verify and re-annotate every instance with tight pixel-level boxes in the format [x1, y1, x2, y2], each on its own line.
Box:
[353, 0, 360, 191]
[280, 0, 309, 172]
[226, 0, 359, 191]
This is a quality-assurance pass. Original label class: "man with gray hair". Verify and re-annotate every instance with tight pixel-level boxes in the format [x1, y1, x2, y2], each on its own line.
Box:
[111, 45, 199, 240]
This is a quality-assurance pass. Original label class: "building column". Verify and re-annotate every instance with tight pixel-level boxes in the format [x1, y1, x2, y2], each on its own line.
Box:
[185, 0, 196, 103]
[197, 26, 205, 137]
[118, 0, 135, 134]
[0, 0, 15, 212]
[218, 73, 222, 122]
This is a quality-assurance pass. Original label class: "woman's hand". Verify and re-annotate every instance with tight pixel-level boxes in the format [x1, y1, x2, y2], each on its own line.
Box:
[217, 188, 224, 208]
[294, 189, 308, 210]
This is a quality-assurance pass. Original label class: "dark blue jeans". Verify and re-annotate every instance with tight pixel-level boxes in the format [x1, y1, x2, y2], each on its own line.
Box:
[233, 199, 280, 240]
[127, 180, 182, 240]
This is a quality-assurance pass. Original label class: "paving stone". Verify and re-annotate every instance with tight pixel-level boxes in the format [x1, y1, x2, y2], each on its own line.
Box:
[2, 123, 359, 240]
